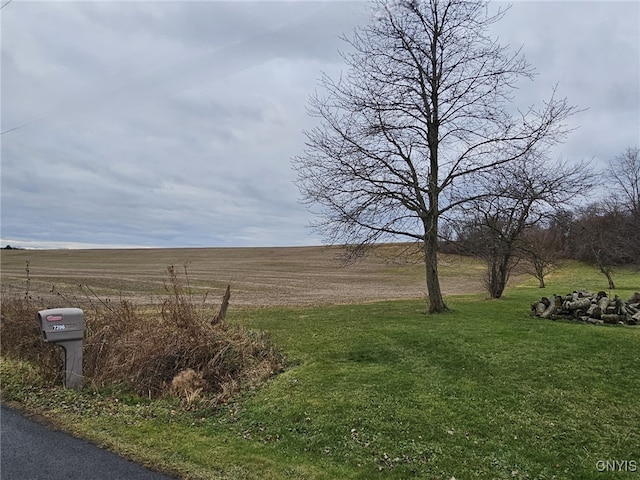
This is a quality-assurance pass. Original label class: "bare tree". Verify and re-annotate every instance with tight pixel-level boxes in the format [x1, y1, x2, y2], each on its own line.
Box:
[454, 156, 592, 298]
[520, 226, 563, 288]
[454, 211, 519, 299]
[547, 208, 575, 258]
[293, 0, 578, 313]
[608, 146, 640, 217]
[568, 149, 640, 288]
[572, 202, 639, 289]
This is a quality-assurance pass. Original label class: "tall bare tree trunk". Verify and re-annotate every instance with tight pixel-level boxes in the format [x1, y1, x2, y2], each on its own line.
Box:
[603, 268, 616, 290]
[424, 215, 448, 313]
[485, 254, 512, 299]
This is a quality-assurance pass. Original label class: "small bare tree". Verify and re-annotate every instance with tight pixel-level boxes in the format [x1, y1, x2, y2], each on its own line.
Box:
[454, 155, 592, 298]
[520, 226, 563, 288]
[293, 0, 578, 313]
[572, 202, 639, 289]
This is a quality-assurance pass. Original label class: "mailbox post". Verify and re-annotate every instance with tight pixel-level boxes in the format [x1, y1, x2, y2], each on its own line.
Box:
[37, 308, 84, 389]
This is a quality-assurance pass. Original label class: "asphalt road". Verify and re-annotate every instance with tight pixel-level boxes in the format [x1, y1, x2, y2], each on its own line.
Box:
[1, 404, 177, 480]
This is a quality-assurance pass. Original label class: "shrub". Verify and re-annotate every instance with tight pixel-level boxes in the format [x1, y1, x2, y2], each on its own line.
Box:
[0, 290, 63, 382]
[1, 266, 284, 405]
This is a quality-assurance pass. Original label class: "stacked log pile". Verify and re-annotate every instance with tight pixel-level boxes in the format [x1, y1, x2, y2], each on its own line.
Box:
[531, 292, 640, 325]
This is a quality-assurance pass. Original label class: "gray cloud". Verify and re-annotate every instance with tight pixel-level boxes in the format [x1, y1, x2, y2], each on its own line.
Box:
[1, 1, 638, 248]
[490, 1, 640, 161]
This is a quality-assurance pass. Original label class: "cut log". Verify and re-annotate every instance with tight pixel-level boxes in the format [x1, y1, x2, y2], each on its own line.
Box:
[598, 296, 611, 314]
[628, 292, 640, 304]
[601, 314, 625, 324]
[532, 302, 546, 316]
[564, 298, 592, 311]
[540, 295, 558, 319]
[574, 309, 587, 319]
[613, 296, 625, 315]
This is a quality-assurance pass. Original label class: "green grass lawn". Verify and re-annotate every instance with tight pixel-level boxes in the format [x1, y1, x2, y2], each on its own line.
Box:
[1, 267, 639, 479]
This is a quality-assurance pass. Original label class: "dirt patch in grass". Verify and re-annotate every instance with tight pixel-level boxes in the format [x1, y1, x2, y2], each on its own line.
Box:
[0, 245, 511, 307]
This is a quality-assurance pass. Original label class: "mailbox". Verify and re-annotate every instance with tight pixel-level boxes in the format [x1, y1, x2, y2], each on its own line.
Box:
[38, 308, 84, 342]
[37, 308, 84, 389]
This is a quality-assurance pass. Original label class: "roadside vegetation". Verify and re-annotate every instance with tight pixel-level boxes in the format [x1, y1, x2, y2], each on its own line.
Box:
[1, 265, 283, 404]
[1, 255, 638, 479]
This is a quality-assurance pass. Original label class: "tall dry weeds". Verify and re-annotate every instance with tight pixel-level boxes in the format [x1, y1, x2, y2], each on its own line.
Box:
[1, 262, 64, 381]
[1, 265, 284, 404]
[0, 291, 64, 381]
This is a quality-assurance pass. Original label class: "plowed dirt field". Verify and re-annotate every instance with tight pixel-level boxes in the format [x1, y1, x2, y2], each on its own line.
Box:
[1, 245, 501, 307]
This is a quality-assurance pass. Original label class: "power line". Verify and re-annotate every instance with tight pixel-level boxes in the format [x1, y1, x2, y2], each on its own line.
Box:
[0, 0, 14, 10]
[1, 118, 48, 136]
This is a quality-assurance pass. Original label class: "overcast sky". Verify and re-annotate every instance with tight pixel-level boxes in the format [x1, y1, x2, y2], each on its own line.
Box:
[1, 1, 638, 249]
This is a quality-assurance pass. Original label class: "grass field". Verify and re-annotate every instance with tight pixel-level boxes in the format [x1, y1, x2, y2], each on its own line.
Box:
[1, 247, 639, 479]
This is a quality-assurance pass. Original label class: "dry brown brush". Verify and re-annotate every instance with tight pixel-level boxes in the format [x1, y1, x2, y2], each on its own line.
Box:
[0, 288, 64, 381]
[1, 265, 284, 405]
